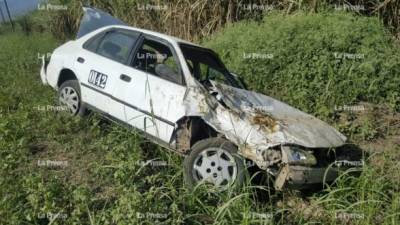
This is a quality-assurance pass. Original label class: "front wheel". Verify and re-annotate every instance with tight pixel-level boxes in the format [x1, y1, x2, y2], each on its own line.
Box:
[58, 80, 87, 116]
[184, 138, 246, 190]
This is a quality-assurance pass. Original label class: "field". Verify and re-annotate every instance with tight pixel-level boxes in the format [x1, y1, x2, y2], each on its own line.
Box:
[1, 4, 400, 225]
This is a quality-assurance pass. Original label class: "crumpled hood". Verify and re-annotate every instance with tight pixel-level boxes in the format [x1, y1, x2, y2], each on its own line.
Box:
[211, 82, 347, 148]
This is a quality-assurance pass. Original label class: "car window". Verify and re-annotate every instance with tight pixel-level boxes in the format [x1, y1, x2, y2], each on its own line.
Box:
[196, 63, 226, 84]
[84, 33, 103, 52]
[84, 30, 139, 64]
[132, 38, 184, 85]
[179, 43, 244, 89]
[97, 31, 139, 63]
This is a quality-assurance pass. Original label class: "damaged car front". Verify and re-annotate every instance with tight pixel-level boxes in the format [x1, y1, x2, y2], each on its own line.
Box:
[178, 43, 358, 190]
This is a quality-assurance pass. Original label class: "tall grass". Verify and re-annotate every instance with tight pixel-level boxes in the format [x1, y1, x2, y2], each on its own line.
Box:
[49, 0, 400, 41]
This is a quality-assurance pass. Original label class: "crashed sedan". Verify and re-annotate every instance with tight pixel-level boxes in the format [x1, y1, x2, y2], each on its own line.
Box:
[40, 7, 355, 190]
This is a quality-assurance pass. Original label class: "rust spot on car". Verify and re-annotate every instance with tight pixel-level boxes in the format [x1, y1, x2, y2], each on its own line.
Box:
[176, 122, 191, 154]
[239, 145, 257, 160]
[198, 98, 209, 113]
[238, 145, 266, 168]
[251, 110, 280, 133]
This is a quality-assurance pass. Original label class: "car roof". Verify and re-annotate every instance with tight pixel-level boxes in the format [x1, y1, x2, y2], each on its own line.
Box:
[110, 25, 202, 48]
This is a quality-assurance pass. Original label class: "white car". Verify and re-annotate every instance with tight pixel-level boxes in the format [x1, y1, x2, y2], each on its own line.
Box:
[40, 7, 357, 190]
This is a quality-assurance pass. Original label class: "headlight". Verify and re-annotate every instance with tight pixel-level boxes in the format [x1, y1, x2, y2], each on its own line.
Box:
[281, 146, 317, 166]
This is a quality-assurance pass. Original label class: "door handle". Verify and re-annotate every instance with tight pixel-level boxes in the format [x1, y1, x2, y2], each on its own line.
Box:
[120, 74, 131, 82]
[77, 57, 85, 63]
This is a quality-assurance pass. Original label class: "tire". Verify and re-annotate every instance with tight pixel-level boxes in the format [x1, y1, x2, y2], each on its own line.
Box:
[184, 137, 246, 190]
[58, 80, 87, 116]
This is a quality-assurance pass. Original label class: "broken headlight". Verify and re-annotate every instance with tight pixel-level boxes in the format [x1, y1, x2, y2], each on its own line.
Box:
[281, 146, 317, 166]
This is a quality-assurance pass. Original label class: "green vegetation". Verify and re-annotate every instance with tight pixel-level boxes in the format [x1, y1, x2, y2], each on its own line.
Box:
[50, 0, 400, 41]
[0, 8, 399, 225]
[205, 11, 400, 141]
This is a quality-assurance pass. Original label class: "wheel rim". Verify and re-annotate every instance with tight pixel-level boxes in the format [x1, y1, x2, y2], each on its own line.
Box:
[59, 86, 79, 114]
[192, 147, 238, 188]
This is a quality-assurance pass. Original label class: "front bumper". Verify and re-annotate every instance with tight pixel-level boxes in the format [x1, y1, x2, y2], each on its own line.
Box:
[274, 165, 345, 190]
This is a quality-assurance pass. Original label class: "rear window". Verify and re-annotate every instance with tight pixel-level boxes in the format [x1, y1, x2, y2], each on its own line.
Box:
[83, 29, 140, 64]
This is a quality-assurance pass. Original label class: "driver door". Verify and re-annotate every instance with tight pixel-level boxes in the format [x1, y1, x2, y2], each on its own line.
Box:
[111, 36, 187, 143]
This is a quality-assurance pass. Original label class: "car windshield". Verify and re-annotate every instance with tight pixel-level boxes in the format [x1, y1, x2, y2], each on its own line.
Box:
[179, 43, 244, 89]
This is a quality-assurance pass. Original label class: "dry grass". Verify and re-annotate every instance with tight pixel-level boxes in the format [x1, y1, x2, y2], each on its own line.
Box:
[50, 0, 399, 41]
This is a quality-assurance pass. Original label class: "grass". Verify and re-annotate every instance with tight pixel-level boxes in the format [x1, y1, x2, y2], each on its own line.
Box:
[49, 0, 400, 41]
[0, 12, 399, 225]
[204, 11, 400, 142]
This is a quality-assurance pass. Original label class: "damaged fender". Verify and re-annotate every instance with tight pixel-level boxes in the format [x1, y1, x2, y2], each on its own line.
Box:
[181, 81, 347, 170]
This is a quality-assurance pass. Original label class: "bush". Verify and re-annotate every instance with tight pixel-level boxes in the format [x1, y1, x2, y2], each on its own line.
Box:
[204, 11, 400, 118]
[16, 15, 33, 35]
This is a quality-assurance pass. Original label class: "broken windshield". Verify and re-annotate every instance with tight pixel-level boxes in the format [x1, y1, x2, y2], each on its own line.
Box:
[179, 43, 244, 89]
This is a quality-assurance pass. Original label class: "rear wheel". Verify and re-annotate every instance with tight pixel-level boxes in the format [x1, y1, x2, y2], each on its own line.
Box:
[184, 138, 246, 190]
[58, 80, 87, 116]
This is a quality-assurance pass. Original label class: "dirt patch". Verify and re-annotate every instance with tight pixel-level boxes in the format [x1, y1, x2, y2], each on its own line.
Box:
[28, 142, 49, 155]
[276, 195, 327, 222]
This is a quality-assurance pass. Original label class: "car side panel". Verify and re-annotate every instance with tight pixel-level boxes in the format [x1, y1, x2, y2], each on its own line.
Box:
[45, 41, 79, 89]
[44, 27, 189, 145]
[74, 49, 123, 112]
[108, 65, 149, 132]
[144, 74, 186, 142]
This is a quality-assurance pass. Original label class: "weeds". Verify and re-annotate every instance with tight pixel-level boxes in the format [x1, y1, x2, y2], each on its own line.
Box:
[47, 0, 400, 41]
[0, 7, 399, 225]
[204, 11, 400, 142]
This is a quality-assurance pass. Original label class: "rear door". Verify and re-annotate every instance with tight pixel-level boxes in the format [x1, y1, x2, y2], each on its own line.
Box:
[74, 29, 140, 112]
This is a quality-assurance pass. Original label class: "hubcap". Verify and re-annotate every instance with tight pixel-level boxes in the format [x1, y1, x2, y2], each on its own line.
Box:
[59, 86, 79, 114]
[192, 147, 238, 188]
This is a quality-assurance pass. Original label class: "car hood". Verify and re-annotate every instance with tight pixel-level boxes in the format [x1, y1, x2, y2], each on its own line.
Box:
[211, 81, 347, 148]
